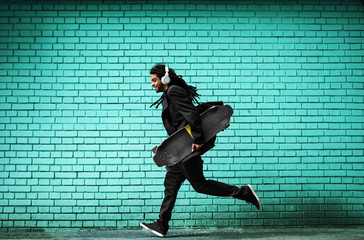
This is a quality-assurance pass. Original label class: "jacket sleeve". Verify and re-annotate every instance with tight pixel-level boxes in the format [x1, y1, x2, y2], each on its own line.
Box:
[167, 86, 204, 144]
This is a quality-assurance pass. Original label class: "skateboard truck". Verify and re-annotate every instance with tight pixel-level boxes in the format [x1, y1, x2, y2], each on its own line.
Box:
[152, 146, 158, 154]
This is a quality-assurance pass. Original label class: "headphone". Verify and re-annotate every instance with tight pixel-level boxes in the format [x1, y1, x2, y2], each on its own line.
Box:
[161, 66, 171, 85]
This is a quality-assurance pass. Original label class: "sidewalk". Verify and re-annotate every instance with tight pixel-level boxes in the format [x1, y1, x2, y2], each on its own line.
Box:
[0, 227, 363, 240]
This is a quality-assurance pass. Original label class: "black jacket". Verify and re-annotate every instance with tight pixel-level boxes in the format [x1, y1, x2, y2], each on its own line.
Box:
[162, 85, 204, 144]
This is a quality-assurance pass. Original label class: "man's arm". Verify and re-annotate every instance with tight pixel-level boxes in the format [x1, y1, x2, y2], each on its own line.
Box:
[167, 86, 204, 148]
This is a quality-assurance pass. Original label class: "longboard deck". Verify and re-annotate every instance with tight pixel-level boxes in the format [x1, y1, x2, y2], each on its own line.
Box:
[152, 105, 233, 167]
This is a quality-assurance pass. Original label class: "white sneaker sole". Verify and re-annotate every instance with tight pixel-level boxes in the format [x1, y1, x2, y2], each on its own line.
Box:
[246, 184, 262, 210]
[140, 222, 165, 238]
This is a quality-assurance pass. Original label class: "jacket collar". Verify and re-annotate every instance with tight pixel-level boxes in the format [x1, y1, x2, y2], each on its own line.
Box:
[162, 91, 169, 113]
[162, 85, 173, 113]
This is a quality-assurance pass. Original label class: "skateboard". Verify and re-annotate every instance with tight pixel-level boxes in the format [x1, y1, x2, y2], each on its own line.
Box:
[152, 104, 233, 167]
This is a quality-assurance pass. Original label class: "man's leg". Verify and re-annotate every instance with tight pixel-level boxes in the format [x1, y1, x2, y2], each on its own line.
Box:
[141, 165, 186, 237]
[181, 156, 239, 196]
[181, 156, 262, 210]
[158, 164, 186, 226]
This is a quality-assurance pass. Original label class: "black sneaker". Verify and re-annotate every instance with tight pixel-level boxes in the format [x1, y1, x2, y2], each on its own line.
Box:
[245, 184, 262, 210]
[140, 221, 168, 237]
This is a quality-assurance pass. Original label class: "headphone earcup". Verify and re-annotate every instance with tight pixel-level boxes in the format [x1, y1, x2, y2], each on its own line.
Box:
[161, 75, 170, 85]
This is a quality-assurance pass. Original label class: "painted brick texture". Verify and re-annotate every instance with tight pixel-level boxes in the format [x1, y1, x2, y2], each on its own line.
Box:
[0, 0, 363, 230]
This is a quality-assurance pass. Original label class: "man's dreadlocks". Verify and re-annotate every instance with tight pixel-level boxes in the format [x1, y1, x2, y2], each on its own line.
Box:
[150, 64, 200, 109]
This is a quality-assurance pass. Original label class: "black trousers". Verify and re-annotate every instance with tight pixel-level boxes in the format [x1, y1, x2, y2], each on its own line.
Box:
[158, 155, 240, 226]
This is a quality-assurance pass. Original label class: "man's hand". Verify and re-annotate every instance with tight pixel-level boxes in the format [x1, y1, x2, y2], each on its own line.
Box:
[192, 143, 204, 152]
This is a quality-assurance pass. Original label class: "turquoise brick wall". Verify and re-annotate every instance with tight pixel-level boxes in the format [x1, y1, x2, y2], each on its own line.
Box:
[1, 0, 364, 230]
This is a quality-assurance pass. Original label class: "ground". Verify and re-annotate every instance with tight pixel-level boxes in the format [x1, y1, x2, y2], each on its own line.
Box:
[0, 227, 363, 240]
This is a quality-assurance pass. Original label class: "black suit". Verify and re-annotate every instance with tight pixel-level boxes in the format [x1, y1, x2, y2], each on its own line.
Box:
[162, 85, 204, 144]
[161, 85, 215, 160]
[156, 84, 241, 228]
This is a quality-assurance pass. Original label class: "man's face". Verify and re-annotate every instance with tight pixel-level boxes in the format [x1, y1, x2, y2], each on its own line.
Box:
[151, 74, 165, 93]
